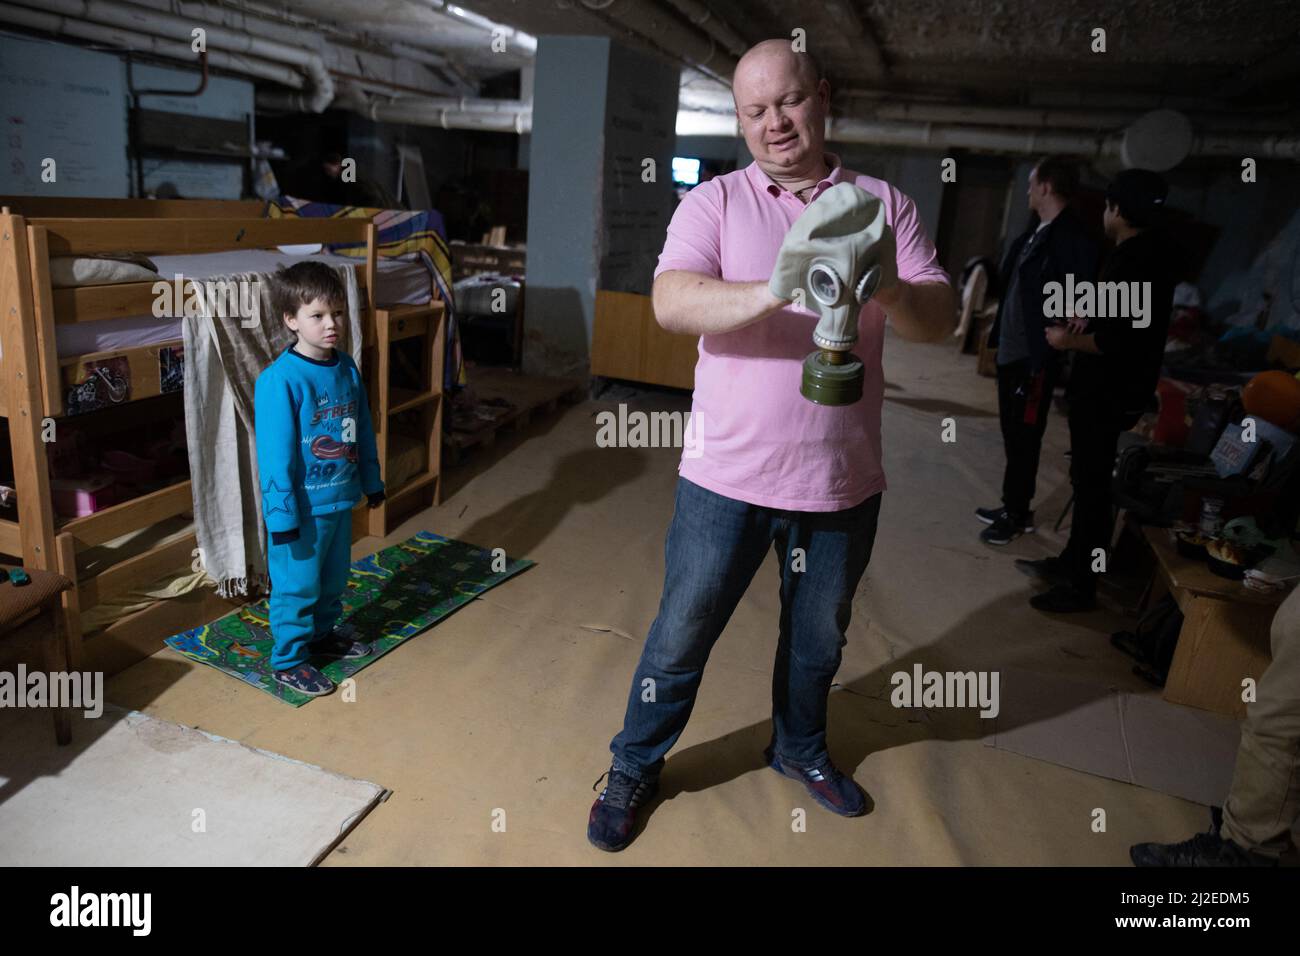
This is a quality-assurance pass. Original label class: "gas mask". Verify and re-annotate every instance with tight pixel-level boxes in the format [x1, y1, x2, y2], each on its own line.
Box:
[768, 182, 898, 405]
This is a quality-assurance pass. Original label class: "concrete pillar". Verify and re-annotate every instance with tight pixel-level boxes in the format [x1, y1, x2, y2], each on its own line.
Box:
[523, 36, 679, 378]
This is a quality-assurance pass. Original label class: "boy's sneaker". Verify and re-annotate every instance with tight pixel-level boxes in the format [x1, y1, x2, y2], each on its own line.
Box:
[311, 628, 372, 660]
[272, 663, 336, 697]
[980, 511, 1034, 545]
[587, 768, 658, 852]
[764, 744, 867, 817]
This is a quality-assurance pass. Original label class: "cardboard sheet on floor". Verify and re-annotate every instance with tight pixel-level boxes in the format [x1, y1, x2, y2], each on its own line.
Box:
[984, 666, 1240, 807]
[0, 704, 382, 865]
[164, 530, 533, 705]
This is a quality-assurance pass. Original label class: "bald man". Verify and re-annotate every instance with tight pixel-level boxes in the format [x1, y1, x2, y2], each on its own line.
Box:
[588, 40, 955, 852]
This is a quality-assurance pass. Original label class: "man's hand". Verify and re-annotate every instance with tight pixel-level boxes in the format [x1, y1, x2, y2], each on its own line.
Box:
[1045, 324, 1071, 350]
[768, 184, 896, 308]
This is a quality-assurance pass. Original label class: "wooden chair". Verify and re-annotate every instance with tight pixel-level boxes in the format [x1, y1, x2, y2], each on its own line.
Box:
[0, 568, 76, 744]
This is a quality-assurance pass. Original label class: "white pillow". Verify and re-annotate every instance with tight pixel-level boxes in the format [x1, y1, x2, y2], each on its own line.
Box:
[49, 256, 160, 288]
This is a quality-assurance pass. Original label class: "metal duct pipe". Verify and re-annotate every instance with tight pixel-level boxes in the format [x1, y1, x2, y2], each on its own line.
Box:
[268, 84, 534, 134]
[0, 1, 307, 88]
[675, 110, 1300, 160]
[660, 0, 747, 57]
[8, 0, 334, 110]
[872, 102, 1297, 134]
[578, 0, 737, 82]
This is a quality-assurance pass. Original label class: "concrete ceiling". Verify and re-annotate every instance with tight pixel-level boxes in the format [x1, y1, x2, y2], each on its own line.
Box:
[453, 0, 1300, 108]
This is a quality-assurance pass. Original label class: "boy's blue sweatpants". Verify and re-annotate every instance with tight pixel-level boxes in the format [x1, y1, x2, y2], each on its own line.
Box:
[268, 510, 353, 671]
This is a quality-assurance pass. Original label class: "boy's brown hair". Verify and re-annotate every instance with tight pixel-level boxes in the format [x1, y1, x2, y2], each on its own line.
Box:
[270, 261, 346, 323]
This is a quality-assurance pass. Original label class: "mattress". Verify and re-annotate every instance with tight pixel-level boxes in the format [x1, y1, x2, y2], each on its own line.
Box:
[49, 250, 433, 359]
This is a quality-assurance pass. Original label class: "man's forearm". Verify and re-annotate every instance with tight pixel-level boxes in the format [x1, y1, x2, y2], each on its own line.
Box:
[653, 271, 788, 336]
[877, 281, 957, 343]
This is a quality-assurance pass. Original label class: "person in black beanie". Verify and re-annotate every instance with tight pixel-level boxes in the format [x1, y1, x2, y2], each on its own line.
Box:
[1019, 168, 1181, 612]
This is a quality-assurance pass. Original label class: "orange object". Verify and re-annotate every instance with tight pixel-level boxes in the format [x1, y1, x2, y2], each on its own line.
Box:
[1241, 369, 1300, 432]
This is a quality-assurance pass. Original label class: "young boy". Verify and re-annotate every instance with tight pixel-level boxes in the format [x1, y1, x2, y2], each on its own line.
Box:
[254, 262, 385, 696]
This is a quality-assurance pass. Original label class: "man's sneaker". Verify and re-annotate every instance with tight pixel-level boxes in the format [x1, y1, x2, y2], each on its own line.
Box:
[1029, 583, 1097, 613]
[272, 663, 336, 697]
[1015, 556, 1071, 585]
[976, 506, 1035, 529]
[587, 768, 658, 852]
[980, 511, 1033, 545]
[311, 628, 372, 660]
[764, 744, 866, 817]
[1131, 813, 1277, 867]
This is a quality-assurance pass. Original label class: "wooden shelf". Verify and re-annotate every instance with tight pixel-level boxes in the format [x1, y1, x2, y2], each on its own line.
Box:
[368, 300, 446, 536]
[389, 388, 441, 416]
[389, 470, 439, 501]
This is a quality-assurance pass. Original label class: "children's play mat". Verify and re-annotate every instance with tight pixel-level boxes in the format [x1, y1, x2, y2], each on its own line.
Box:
[164, 530, 533, 705]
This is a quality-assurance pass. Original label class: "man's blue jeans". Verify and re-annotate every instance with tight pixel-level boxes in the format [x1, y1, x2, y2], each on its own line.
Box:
[610, 477, 882, 782]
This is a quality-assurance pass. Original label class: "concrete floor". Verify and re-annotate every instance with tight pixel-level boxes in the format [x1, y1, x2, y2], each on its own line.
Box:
[105, 329, 1211, 865]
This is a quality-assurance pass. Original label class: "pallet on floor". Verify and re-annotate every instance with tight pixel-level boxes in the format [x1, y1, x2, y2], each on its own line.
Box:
[444, 366, 584, 463]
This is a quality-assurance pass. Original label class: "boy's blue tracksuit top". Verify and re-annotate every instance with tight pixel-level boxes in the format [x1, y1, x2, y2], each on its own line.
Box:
[254, 346, 384, 539]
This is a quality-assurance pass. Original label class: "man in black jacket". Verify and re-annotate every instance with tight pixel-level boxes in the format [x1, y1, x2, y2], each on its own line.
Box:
[979, 157, 1100, 546]
[1021, 169, 1179, 612]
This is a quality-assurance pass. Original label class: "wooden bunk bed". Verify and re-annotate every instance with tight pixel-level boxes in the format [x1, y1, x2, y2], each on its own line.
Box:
[0, 197, 445, 672]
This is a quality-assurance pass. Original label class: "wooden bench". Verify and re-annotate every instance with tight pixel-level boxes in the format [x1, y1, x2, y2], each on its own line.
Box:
[1141, 526, 1286, 718]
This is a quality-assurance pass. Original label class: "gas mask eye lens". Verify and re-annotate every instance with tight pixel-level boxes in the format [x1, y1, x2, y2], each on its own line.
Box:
[808, 262, 842, 306]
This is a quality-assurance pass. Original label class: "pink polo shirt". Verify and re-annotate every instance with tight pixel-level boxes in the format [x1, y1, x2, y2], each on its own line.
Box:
[654, 152, 950, 511]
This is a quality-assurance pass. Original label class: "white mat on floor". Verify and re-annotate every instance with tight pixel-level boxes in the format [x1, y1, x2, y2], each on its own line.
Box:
[984, 667, 1241, 807]
[0, 704, 384, 866]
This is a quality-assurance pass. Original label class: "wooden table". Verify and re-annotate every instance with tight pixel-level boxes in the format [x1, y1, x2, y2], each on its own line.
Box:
[1142, 526, 1285, 718]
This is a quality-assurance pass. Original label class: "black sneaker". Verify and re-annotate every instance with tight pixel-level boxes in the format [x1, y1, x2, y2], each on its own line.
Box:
[976, 506, 1035, 529]
[272, 663, 336, 697]
[980, 512, 1033, 545]
[587, 768, 658, 852]
[1015, 556, 1070, 585]
[1029, 584, 1097, 613]
[1131, 814, 1277, 867]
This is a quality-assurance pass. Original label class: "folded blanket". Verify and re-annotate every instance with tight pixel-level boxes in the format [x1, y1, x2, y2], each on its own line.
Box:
[182, 266, 362, 598]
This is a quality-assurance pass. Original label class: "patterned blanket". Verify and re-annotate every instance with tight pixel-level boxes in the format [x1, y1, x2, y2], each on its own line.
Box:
[264, 197, 466, 390]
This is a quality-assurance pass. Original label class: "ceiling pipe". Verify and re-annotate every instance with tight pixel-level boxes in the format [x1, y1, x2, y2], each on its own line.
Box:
[8, 0, 335, 110]
[578, 0, 737, 84]
[144, 0, 460, 74]
[0, 0, 307, 88]
[817, 0, 886, 80]
[659, 0, 747, 57]
[870, 102, 1297, 134]
[675, 109, 1300, 161]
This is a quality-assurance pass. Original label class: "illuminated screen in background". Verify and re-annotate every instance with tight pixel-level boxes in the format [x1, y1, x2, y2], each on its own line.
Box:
[672, 157, 702, 186]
